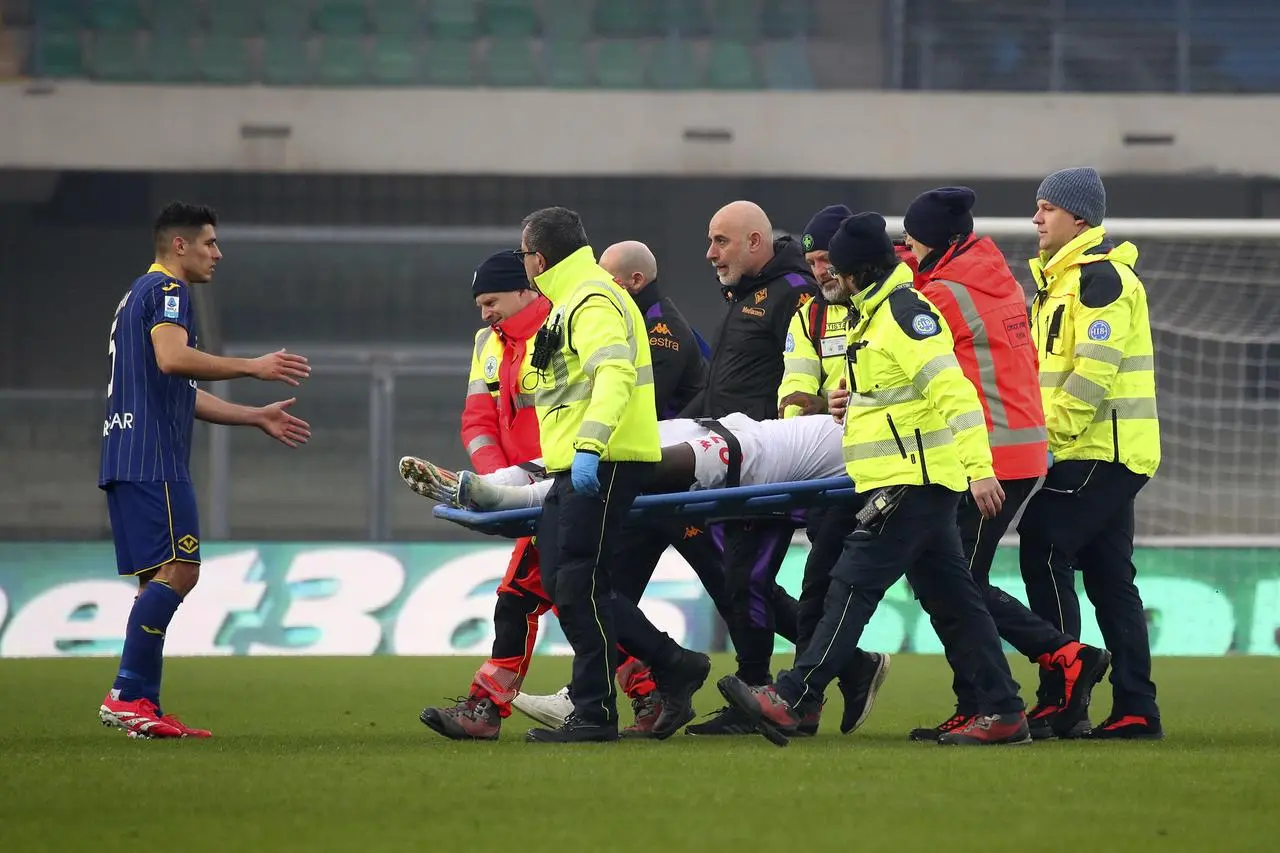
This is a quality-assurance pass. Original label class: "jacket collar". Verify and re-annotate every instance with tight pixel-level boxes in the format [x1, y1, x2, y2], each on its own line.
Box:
[852, 261, 915, 316]
[630, 279, 662, 316]
[1032, 225, 1107, 283]
[1030, 225, 1139, 290]
[533, 245, 602, 302]
[495, 294, 552, 342]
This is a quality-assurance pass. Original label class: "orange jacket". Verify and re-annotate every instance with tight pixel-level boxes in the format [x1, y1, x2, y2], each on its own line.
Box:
[914, 235, 1048, 481]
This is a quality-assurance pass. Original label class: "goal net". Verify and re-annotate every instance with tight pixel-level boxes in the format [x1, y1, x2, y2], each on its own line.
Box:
[883, 217, 1280, 543]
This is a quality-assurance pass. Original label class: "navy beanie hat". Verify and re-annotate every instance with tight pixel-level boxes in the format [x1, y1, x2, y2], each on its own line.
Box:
[472, 250, 531, 297]
[827, 213, 896, 273]
[801, 204, 853, 253]
[904, 186, 976, 250]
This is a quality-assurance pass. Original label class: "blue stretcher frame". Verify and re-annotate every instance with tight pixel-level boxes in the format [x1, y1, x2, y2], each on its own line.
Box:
[432, 475, 861, 539]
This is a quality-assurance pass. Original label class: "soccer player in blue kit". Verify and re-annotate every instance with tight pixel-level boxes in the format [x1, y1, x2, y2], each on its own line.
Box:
[98, 202, 312, 739]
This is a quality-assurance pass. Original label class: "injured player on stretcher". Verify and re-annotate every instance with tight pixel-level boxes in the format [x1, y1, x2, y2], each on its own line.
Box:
[400, 413, 847, 511]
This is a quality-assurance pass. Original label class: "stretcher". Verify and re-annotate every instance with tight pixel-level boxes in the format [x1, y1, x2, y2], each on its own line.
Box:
[432, 475, 860, 539]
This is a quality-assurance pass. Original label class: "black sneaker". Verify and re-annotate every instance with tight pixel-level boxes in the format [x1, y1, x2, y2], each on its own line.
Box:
[1084, 714, 1163, 741]
[1037, 642, 1112, 738]
[909, 711, 974, 743]
[685, 704, 758, 736]
[525, 712, 620, 743]
[838, 652, 891, 734]
[650, 651, 711, 740]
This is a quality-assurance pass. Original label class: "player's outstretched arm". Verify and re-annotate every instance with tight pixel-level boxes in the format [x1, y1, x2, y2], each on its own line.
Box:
[152, 325, 310, 385]
[195, 389, 311, 448]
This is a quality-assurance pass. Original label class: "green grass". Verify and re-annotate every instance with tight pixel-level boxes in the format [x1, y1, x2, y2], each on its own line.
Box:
[1, 654, 1277, 852]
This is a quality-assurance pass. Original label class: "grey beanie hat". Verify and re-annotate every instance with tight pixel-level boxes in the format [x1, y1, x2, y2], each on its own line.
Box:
[1036, 166, 1106, 226]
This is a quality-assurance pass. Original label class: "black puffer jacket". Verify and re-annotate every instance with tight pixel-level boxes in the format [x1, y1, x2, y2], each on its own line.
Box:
[683, 236, 818, 421]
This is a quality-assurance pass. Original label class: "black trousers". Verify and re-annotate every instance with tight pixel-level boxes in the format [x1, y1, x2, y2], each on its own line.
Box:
[614, 517, 803, 670]
[539, 462, 681, 727]
[797, 502, 864, 657]
[921, 476, 1072, 712]
[612, 517, 729, 613]
[777, 485, 1023, 715]
[722, 518, 800, 685]
[1017, 460, 1158, 717]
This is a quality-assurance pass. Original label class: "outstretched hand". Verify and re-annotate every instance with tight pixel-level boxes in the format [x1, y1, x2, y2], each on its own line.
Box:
[250, 348, 311, 386]
[256, 398, 311, 448]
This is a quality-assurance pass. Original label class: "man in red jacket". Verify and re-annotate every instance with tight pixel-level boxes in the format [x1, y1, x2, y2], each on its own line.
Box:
[901, 188, 1112, 742]
[418, 251, 657, 740]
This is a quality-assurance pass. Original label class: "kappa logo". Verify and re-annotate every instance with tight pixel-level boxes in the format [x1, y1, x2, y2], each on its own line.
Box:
[652, 323, 672, 335]
[683, 525, 703, 539]
[754, 289, 768, 305]
[177, 534, 200, 555]
[796, 292, 813, 310]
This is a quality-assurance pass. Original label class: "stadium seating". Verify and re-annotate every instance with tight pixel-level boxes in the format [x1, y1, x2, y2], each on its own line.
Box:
[14, 0, 819, 90]
[9, 0, 1278, 93]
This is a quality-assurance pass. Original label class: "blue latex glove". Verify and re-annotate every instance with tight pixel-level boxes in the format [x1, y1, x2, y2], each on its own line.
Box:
[1047, 450, 1055, 469]
[571, 450, 601, 496]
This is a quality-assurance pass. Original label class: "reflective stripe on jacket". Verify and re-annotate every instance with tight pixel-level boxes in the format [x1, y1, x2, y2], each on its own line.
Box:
[1029, 226, 1160, 477]
[532, 246, 661, 472]
[916, 234, 1048, 481]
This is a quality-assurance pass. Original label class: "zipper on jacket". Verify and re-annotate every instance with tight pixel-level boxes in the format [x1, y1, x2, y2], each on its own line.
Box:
[914, 427, 930, 485]
[1044, 304, 1065, 357]
[1111, 409, 1120, 464]
[886, 413, 908, 459]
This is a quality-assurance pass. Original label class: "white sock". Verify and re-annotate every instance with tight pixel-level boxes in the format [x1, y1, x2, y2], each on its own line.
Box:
[468, 475, 552, 510]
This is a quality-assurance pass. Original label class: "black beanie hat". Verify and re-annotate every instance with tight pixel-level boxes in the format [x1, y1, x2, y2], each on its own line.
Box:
[903, 186, 976, 250]
[472, 250, 531, 297]
[801, 204, 853, 253]
[827, 212, 895, 274]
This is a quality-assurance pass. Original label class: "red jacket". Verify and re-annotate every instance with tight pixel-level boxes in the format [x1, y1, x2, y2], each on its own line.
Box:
[460, 297, 551, 474]
[914, 235, 1048, 481]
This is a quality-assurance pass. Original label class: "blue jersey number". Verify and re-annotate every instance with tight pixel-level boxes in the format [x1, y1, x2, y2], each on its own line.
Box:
[107, 293, 128, 398]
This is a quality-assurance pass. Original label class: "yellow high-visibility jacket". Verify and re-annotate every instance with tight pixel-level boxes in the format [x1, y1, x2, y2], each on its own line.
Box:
[1029, 226, 1160, 477]
[531, 246, 661, 472]
[779, 296, 850, 418]
[841, 263, 995, 492]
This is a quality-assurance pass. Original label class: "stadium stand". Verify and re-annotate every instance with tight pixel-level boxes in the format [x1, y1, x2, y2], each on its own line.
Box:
[7, 0, 827, 89]
[3, 0, 1275, 92]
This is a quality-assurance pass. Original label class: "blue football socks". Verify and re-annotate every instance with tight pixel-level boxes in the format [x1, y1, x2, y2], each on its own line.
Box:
[113, 581, 183, 706]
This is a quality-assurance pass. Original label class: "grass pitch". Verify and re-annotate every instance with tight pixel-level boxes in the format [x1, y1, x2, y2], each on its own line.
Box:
[1, 654, 1277, 852]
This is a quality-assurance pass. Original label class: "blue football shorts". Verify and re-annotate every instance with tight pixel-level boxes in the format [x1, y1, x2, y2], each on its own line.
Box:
[105, 481, 202, 576]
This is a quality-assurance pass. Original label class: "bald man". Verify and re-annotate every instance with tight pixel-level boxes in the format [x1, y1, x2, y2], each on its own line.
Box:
[600, 240, 707, 418]
[679, 201, 827, 737]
